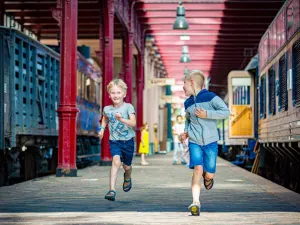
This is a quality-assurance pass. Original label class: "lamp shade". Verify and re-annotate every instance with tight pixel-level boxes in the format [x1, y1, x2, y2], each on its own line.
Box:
[180, 46, 191, 63]
[173, 2, 189, 30]
[180, 54, 191, 63]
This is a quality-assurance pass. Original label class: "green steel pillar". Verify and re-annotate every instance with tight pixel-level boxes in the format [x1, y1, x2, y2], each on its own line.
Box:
[166, 85, 173, 151]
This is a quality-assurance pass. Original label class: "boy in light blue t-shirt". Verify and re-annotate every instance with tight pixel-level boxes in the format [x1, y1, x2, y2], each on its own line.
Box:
[98, 79, 136, 201]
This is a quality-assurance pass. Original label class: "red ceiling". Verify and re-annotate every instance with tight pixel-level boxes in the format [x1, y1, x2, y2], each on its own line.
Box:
[136, 0, 284, 96]
[3, 0, 284, 96]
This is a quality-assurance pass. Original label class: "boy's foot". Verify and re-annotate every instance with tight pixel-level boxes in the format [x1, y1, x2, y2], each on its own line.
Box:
[181, 161, 187, 165]
[172, 161, 177, 165]
[105, 190, 116, 201]
[188, 202, 200, 216]
[141, 162, 149, 166]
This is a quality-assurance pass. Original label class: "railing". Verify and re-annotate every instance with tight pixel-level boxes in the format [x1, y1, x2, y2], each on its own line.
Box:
[259, 0, 299, 71]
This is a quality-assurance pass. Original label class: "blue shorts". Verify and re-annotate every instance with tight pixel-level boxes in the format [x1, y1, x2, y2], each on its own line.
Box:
[109, 138, 134, 166]
[189, 141, 218, 173]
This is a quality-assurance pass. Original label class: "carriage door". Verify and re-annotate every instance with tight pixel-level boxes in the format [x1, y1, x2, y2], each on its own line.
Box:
[228, 71, 254, 138]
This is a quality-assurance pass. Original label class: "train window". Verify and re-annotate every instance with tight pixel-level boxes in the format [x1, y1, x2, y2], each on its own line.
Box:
[292, 39, 300, 107]
[268, 66, 276, 115]
[231, 77, 251, 105]
[279, 54, 288, 111]
[260, 75, 267, 119]
[95, 83, 101, 106]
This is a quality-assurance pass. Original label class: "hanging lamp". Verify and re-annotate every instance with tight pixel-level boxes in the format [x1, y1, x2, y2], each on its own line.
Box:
[173, 1, 189, 30]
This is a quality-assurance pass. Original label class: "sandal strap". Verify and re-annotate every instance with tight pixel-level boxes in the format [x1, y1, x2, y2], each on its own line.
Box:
[106, 190, 116, 195]
[124, 178, 131, 182]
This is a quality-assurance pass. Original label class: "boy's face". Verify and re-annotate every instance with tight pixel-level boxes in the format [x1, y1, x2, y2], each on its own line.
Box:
[183, 79, 194, 96]
[177, 116, 183, 123]
[109, 85, 126, 105]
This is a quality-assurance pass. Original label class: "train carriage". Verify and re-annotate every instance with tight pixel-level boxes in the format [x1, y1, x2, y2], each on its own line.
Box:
[221, 0, 300, 192]
[0, 27, 102, 185]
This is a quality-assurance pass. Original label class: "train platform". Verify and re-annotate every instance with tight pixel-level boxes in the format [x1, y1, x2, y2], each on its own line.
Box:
[0, 153, 300, 225]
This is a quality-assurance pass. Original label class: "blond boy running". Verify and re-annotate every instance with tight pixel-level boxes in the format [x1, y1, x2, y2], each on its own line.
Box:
[179, 70, 229, 216]
[98, 79, 136, 201]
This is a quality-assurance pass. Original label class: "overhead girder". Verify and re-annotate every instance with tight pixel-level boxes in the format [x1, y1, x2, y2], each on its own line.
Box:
[135, 2, 283, 11]
[162, 59, 245, 63]
[145, 23, 270, 31]
[161, 55, 246, 59]
[155, 40, 259, 45]
[137, 10, 278, 18]
[153, 33, 263, 40]
[139, 17, 271, 25]
[4, 1, 282, 11]
[155, 47, 255, 52]
[4, 3, 99, 11]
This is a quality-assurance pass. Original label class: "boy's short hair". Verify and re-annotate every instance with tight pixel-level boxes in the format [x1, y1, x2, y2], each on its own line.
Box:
[107, 79, 128, 93]
[184, 70, 205, 88]
[177, 115, 183, 120]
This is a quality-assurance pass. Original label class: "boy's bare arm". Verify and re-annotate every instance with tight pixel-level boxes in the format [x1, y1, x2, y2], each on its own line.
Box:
[101, 115, 109, 128]
[98, 115, 108, 139]
[115, 113, 136, 127]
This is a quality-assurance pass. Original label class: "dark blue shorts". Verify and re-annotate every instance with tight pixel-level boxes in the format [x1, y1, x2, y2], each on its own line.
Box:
[109, 138, 134, 166]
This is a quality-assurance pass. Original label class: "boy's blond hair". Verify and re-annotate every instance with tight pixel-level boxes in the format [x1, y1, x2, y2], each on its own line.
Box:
[107, 79, 128, 93]
[184, 70, 205, 88]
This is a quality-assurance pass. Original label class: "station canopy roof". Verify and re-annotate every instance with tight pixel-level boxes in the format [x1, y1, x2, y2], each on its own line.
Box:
[3, 0, 285, 96]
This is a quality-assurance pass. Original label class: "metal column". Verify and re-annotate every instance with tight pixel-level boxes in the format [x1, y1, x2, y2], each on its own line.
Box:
[100, 0, 115, 165]
[136, 50, 144, 154]
[125, 31, 133, 103]
[56, 0, 78, 177]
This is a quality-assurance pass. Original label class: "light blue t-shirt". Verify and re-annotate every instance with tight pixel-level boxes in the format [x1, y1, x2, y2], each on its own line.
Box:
[103, 102, 136, 141]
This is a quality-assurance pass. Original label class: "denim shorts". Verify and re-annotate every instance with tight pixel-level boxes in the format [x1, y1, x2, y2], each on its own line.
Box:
[109, 138, 134, 166]
[189, 141, 218, 173]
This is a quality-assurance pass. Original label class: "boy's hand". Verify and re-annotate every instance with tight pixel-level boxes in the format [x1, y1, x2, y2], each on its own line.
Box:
[195, 107, 207, 118]
[114, 112, 122, 120]
[98, 129, 104, 139]
[179, 132, 188, 143]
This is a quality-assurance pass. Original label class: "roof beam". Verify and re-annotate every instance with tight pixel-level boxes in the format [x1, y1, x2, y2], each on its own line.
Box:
[156, 42, 258, 46]
[4, 2, 99, 10]
[139, 17, 271, 25]
[154, 36, 261, 41]
[144, 23, 270, 31]
[135, 2, 283, 11]
[137, 10, 277, 18]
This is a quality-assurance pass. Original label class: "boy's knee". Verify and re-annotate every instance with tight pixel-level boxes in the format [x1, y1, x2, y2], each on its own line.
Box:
[112, 158, 121, 167]
[193, 166, 203, 175]
[123, 165, 131, 172]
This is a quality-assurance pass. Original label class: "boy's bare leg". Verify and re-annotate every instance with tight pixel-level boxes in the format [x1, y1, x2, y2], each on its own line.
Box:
[107, 155, 121, 195]
[204, 172, 215, 180]
[123, 163, 132, 187]
[203, 171, 215, 189]
[192, 165, 203, 203]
